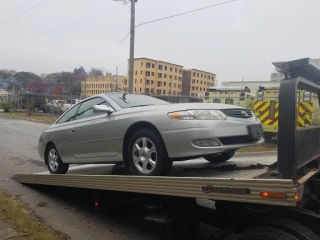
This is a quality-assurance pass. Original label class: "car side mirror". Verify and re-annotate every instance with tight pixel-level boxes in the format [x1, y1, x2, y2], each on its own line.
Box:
[93, 105, 114, 114]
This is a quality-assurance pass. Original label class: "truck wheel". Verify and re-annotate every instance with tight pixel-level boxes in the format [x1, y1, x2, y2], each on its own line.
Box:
[264, 133, 274, 142]
[237, 226, 299, 240]
[128, 129, 172, 176]
[46, 144, 69, 174]
[262, 218, 320, 240]
[204, 150, 235, 163]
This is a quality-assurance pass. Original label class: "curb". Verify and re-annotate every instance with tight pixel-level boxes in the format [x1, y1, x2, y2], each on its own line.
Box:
[0, 114, 51, 124]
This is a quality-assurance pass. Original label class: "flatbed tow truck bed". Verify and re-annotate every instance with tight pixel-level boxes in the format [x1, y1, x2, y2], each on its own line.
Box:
[12, 59, 320, 239]
[14, 154, 314, 207]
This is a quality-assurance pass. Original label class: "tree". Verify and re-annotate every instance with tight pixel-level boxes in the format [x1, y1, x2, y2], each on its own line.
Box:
[74, 66, 86, 75]
[7, 82, 22, 92]
[105, 71, 112, 77]
[26, 78, 45, 93]
[14, 72, 39, 85]
[89, 68, 104, 77]
[0, 69, 15, 79]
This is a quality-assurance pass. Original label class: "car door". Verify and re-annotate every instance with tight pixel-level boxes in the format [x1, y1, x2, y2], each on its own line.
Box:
[67, 97, 117, 163]
[51, 104, 81, 163]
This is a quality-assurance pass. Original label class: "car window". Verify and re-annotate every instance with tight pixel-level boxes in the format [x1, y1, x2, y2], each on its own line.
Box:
[76, 97, 109, 120]
[56, 104, 80, 124]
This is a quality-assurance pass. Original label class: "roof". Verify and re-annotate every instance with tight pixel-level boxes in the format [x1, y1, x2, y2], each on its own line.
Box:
[190, 69, 216, 75]
[133, 57, 184, 67]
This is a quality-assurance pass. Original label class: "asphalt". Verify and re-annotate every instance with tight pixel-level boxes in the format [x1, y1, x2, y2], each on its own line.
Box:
[0, 115, 277, 240]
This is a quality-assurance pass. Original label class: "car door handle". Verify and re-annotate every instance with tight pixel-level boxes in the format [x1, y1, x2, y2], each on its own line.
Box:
[70, 129, 75, 133]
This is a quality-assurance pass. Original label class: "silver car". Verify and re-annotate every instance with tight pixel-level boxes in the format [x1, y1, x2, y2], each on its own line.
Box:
[38, 93, 264, 176]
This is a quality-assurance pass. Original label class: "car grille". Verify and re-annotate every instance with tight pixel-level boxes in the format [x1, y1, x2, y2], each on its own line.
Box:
[221, 109, 253, 118]
[219, 135, 256, 145]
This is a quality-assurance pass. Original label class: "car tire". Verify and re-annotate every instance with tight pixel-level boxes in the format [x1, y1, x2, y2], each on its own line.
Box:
[46, 144, 69, 174]
[128, 129, 172, 176]
[204, 150, 235, 163]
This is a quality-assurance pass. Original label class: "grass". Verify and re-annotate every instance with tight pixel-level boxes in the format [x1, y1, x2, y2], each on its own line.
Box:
[0, 112, 57, 124]
[0, 191, 69, 240]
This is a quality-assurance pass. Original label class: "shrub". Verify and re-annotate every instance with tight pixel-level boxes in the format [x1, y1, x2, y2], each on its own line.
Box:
[0, 103, 11, 112]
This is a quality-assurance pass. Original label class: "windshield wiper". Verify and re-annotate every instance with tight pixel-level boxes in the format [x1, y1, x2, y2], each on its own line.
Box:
[130, 104, 152, 108]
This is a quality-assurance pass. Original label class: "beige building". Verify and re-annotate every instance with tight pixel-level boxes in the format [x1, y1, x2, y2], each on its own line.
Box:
[182, 69, 216, 96]
[81, 75, 128, 98]
[132, 58, 183, 95]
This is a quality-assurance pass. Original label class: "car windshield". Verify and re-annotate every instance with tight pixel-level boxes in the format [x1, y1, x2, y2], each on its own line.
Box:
[107, 93, 170, 109]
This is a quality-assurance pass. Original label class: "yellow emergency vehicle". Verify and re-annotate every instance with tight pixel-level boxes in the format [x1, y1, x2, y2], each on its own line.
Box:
[254, 86, 318, 140]
[203, 87, 256, 110]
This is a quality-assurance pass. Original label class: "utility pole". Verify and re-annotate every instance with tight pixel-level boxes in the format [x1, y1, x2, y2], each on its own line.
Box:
[115, 0, 136, 93]
[128, 0, 136, 93]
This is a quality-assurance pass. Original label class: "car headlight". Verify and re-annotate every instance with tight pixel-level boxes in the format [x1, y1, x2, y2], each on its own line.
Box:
[168, 110, 227, 120]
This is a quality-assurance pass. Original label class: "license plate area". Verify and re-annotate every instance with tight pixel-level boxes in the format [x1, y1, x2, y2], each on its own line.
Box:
[248, 125, 264, 139]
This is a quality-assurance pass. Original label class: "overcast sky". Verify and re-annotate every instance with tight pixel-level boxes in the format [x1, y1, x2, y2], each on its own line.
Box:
[0, 0, 319, 84]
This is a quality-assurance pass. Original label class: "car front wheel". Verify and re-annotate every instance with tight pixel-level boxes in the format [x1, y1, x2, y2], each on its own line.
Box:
[204, 150, 236, 163]
[46, 144, 69, 174]
[128, 129, 172, 176]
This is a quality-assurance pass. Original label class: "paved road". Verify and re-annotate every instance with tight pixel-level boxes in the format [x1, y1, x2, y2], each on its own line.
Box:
[0, 115, 276, 240]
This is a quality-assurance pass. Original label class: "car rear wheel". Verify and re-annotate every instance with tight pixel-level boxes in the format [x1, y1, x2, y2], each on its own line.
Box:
[46, 144, 69, 174]
[128, 129, 172, 176]
[204, 150, 235, 163]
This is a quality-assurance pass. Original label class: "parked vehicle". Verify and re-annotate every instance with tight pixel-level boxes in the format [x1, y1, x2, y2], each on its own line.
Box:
[38, 93, 264, 176]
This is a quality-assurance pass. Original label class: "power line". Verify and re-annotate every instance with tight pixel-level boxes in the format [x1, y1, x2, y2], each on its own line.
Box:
[0, 0, 49, 29]
[119, 0, 236, 45]
[0, 6, 116, 45]
[0, 0, 35, 21]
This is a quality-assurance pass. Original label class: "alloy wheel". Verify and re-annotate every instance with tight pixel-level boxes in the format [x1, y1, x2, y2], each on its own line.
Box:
[132, 137, 157, 174]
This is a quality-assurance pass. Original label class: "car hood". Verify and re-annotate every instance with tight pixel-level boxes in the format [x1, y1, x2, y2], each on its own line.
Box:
[118, 103, 245, 114]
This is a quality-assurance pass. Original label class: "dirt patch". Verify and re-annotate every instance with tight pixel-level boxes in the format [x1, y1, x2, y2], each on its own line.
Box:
[237, 145, 277, 153]
[0, 191, 69, 240]
[0, 112, 57, 124]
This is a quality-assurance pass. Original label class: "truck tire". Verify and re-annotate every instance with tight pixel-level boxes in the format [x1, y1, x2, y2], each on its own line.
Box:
[262, 218, 320, 240]
[46, 144, 69, 174]
[237, 226, 299, 240]
[204, 150, 235, 163]
[128, 129, 172, 176]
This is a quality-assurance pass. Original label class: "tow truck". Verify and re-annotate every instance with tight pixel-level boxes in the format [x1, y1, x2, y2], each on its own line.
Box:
[13, 58, 320, 239]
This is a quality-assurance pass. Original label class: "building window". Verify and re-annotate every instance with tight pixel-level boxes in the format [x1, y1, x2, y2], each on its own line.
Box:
[157, 81, 162, 87]
[158, 73, 162, 78]
[163, 90, 166, 94]
[164, 82, 167, 86]
[164, 74, 167, 78]
[208, 76, 210, 80]
[141, 62, 143, 67]
[140, 79, 142, 83]
[200, 81, 202, 84]
[135, 79, 137, 83]
[151, 72, 154, 76]
[197, 80, 199, 84]
[204, 81, 206, 85]
[146, 88, 150, 93]
[140, 88, 142, 92]
[212, 77, 214, 80]
[157, 89, 161, 95]
[178, 77, 182, 81]
[179, 70, 182, 74]
[170, 67, 173, 71]
[200, 87, 202, 91]
[193, 72, 196, 77]
[192, 79, 195, 84]
[158, 65, 163, 70]
[146, 71, 151, 77]
[175, 76, 177, 80]
[191, 93, 194, 96]
[135, 71, 137, 75]
[164, 66, 167, 71]
[170, 75, 172, 79]
[196, 87, 198, 90]
[146, 62, 151, 68]
[169, 83, 171, 87]
[152, 64, 155, 68]
[204, 75, 206, 78]
[201, 74, 203, 78]
[135, 87, 137, 92]
[175, 68, 177, 73]
[151, 80, 154, 85]
[178, 84, 181, 89]
[146, 80, 150, 85]
[192, 86, 195, 90]
[174, 83, 176, 88]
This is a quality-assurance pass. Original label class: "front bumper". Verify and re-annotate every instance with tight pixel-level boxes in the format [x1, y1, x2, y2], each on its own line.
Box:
[161, 117, 264, 158]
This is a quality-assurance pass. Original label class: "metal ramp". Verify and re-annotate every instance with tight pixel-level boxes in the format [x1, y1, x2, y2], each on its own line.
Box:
[14, 155, 306, 207]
